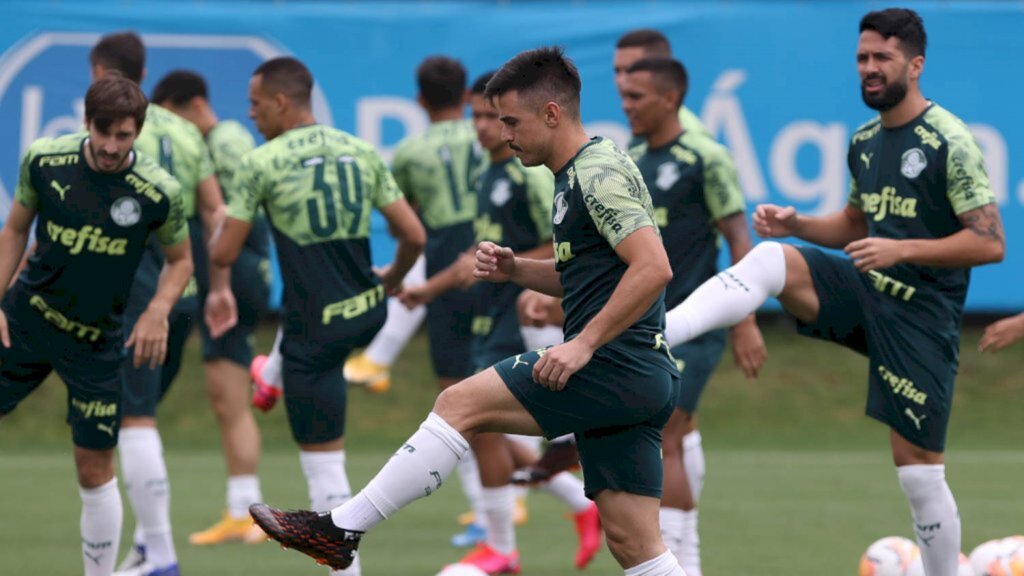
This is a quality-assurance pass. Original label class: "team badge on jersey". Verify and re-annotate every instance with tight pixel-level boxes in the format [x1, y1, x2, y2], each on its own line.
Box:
[900, 148, 927, 179]
[656, 162, 681, 191]
[490, 178, 511, 207]
[553, 191, 569, 225]
[110, 196, 141, 227]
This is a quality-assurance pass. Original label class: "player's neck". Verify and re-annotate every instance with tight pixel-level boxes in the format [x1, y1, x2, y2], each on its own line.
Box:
[646, 120, 683, 149]
[545, 126, 591, 173]
[280, 111, 317, 133]
[879, 91, 928, 128]
[427, 107, 464, 123]
[196, 110, 218, 136]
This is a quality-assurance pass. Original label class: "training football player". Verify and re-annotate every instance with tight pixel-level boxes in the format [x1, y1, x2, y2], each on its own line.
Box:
[251, 45, 688, 576]
[89, 32, 236, 576]
[151, 69, 275, 548]
[661, 9, 1003, 576]
[210, 56, 425, 576]
[0, 75, 191, 576]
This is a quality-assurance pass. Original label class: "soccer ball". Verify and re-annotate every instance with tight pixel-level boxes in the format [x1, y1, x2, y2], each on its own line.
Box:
[435, 563, 489, 576]
[860, 536, 919, 576]
[972, 538, 1024, 576]
[905, 551, 975, 576]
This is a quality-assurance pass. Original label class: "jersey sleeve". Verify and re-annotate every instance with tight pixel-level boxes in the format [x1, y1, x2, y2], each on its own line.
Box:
[701, 144, 745, 220]
[524, 167, 554, 240]
[391, 143, 414, 204]
[369, 150, 403, 209]
[210, 130, 254, 199]
[154, 179, 188, 247]
[577, 160, 657, 248]
[846, 145, 863, 208]
[13, 143, 39, 209]
[226, 152, 263, 223]
[945, 130, 995, 214]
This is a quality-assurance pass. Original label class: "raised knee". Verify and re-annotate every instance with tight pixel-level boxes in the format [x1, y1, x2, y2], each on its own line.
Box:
[432, 386, 472, 433]
[604, 524, 646, 566]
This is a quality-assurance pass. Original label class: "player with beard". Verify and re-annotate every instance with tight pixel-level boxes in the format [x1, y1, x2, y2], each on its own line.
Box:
[659, 9, 1003, 575]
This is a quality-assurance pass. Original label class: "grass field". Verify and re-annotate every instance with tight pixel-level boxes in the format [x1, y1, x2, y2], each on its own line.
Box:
[2, 319, 1023, 575]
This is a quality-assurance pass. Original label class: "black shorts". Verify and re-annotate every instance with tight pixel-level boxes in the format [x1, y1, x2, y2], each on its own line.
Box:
[670, 329, 727, 412]
[795, 246, 959, 452]
[426, 289, 475, 380]
[198, 248, 270, 366]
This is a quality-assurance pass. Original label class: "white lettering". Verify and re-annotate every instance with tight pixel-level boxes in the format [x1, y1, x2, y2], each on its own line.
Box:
[700, 70, 768, 201]
[20, 85, 84, 155]
[356, 96, 427, 164]
[769, 121, 847, 214]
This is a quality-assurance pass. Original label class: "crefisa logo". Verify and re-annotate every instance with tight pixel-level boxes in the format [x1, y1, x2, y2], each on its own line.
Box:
[0, 32, 334, 223]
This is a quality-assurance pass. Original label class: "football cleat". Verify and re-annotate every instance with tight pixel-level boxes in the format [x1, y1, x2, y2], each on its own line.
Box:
[450, 522, 487, 548]
[458, 543, 521, 575]
[455, 498, 528, 528]
[509, 438, 580, 485]
[250, 503, 363, 570]
[343, 353, 390, 394]
[114, 544, 146, 573]
[573, 503, 602, 569]
[250, 355, 282, 412]
[112, 562, 180, 576]
[189, 512, 267, 545]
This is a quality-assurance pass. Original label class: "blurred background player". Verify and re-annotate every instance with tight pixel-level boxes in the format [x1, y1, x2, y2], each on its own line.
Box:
[150, 70, 274, 548]
[397, 71, 601, 572]
[0, 75, 191, 576]
[621, 56, 765, 575]
[210, 56, 425, 576]
[662, 9, 1003, 576]
[88, 32, 236, 576]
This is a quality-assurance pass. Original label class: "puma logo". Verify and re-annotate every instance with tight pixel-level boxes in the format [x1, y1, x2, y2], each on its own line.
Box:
[904, 408, 926, 430]
[51, 180, 71, 201]
[861, 152, 873, 169]
[83, 551, 103, 565]
[512, 355, 529, 370]
[96, 423, 115, 438]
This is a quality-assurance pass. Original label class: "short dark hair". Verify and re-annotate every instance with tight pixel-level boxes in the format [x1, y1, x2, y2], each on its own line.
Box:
[484, 46, 581, 118]
[416, 56, 467, 109]
[85, 75, 148, 134]
[627, 57, 689, 108]
[860, 8, 927, 58]
[151, 70, 208, 107]
[615, 29, 672, 56]
[253, 57, 313, 107]
[90, 31, 145, 84]
[470, 71, 496, 96]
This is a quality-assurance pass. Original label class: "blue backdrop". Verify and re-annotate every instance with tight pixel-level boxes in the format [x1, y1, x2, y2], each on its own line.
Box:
[0, 1, 1019, 310]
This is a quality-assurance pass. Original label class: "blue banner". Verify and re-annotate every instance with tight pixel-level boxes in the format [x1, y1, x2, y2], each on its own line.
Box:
[0, 1, 1020, 310]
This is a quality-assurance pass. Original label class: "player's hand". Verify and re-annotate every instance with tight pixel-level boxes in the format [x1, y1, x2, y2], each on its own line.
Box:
[517, 290, 561, 328]
[397, 284, 433, 310]
[204, 287, 238, 339]
[0, 308, 10, 348]
[979, 313, 1024, 353]
[126, 304, 170, 369]
[375, 264, 403, 296]
[730, 316, 766, 380]
[753, 204, 799, 238]
[533, 338, 593, 391]
[474, 242, 516, 283]
[453, 252, 478, 290]
[844, 237, 903, 272]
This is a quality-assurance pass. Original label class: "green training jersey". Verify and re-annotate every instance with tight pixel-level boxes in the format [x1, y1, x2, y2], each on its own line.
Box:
[392, 119, 483, 276]
[627, 105, 712, 149]
[11, 133, 186, 343]
[227, 124, 402, 338]
[552, 137, 675, 375]
[136, 104, 214, 219]
[847, 103, 995, 323]
[471, 157, 553, 340]
[207, 119, 269, 258]
[630, 130, 745, 308]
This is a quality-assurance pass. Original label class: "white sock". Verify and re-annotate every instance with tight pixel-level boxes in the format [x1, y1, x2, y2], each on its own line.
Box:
[303, 451, 360, 576]
[261, 326, 284, 389]
[541, 472, 591, 513]
[665, 241, 785, 347]
[119, 428, 176, 569]
[624, 549, 687, 576]
[481, 486, 516, 555]
[364, 255, 427, 366]
[659, 508, 685, 566]
[520, 325, 563, 350]
[331, 412, 469, 532]
[132, 525, 144, 549]
[898, 464, 961, 576]
[680, 510, 701, 576]
[80, 478, 123, 576]
[227, 475, 263, 519]
[551, 433, 575, 444]
[456, 448, 486, 524]
[682, 431, 705, 504]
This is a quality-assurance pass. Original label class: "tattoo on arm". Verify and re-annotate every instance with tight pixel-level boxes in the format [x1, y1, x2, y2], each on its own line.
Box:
[960, 204, 1005, 244]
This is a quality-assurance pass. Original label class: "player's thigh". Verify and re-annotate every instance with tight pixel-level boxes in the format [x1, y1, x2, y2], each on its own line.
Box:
[0, 320, 52, 416]
[56, 347, 123, 451]
[281, 351, 350, 445]
[425, 291, 475, 380]
[670, 328, 727, 414]
[791, 246, 871, 354]
[158, 301, 196, 397]
[593, 489, 663, 562]
[778, 243, 820, 324]
[434, 367, 544, 437]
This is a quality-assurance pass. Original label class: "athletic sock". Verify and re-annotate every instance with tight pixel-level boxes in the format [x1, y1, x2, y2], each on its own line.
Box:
[541, 472, 591, 513]
[480, 486, 517, 555]
[665, 241, 785, 346]
[261, 326, 284, 389]
[682, 430, 705, 504]
[624, 549, 687, 576]
[456, 448, 486, 525]
[898, 464, 960, 576]
[331, 412, 469, 532]
[227, 474, 262, 519]
[301, 451, 359, 576]
[658, 508, 685, 568]
[119, 427, 176, 568]
[364, 256, 426, 366]
[80, 478, 123, 576]
[680, 510, 701, 576]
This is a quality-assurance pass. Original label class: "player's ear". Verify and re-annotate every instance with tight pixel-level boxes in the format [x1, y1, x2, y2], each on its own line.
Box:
[461, 89, 470, 107]
[909, 54, 924, 81]
[543, 101, 560, 127]
[274, 91, 288, 111]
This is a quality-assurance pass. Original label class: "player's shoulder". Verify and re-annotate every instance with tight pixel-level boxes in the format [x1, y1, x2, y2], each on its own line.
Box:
[850, 116, 883, 147]
[130, 152, 182, 199]
[505, 157, 553, 187]
[208, 119, 255, 149]
[143, 104, 205, 149]
[920, 103, 975, 148]
[24, 132, 85, 161]
[679, 130, 729, 164]
[573, 137, 636, 177]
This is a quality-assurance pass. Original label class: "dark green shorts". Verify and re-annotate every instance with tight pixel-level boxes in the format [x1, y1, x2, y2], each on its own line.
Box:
[198, 249, 270, 366]
[426, 289, 475, 379]
[471, 306, 526, 372]
[0, 292, 124, 450]
[795, 246, 958, 452]
[671, 329, 727, 412]
[495, 345, 679, 499]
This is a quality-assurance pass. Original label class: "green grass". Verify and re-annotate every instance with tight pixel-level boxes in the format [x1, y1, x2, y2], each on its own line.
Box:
[2, 321, 1024, 574]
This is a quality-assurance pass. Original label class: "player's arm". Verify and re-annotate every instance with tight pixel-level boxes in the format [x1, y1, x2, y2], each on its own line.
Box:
[755, 202, 868, 248]
[979, 312, 1024, 353]
[377, 197, 426, 295]
[474, 246, 564, 297]
[0, 200, 36, 347]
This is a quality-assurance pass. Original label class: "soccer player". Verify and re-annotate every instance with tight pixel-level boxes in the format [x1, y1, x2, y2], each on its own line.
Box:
[89, 32, 235, 576]
[252, 45, 687, 576]
[398, 70, 601, 571]
[0, 75, 191, 576]
[621, 56, 765, 575]
[662, 9, 1003, 576]
[150, 70, 274, 548]
[210, 56, 425, 576]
